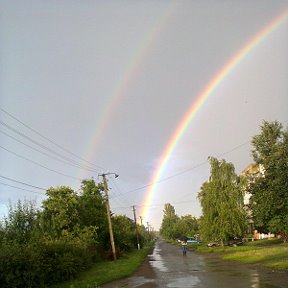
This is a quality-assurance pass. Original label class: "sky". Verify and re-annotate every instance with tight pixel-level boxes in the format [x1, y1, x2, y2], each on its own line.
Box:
[0, 1, 287, 230]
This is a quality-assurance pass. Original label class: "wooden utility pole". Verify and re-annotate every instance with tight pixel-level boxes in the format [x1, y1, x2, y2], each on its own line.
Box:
[99, 173, 117, 260]
[132, 205, 140, 250]
[146, 222, 150, 233]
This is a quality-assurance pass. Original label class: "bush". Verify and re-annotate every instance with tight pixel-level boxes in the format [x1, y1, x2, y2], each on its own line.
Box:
[0, 240, 97, 288]
[0, 242, 44, 288]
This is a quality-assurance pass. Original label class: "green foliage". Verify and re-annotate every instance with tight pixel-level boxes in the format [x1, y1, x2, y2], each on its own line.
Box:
[160, 203, 179, 239]
[2, 200, 40, 244]
[112, 215, 136, 252]
[78, 179, 108, 245]
[160, 204, 200, 240]
[249, 121, 288, 238]
[0, 241, 44, 288]
[198, 157, 246, 243]
[40, 186, 80, 239]
[0, 240, 96, 288]
[0, 197, 99, 288]
[173, 215, 199, 238]
[52, 245, 154, 288]
[0, 178, 157, 287]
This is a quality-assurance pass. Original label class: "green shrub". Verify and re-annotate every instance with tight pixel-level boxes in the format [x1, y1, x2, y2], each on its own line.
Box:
[0, 240, 97, 288]
[0, 242, 44, 288]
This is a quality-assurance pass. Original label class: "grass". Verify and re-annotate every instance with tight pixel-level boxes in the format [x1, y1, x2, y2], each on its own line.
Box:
[190, 238, 288, 270]
[52, 239, 287, 287]
[51, 245, 153, 288]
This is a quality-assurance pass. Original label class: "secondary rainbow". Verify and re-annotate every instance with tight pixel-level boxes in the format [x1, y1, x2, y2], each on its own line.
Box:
[81, 3, 177, 177]
[141, 10, 288, 222]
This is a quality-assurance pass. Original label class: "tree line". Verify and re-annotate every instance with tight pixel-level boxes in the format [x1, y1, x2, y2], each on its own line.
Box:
[0, 179, 153, 288]
[160, 121, 288, 244]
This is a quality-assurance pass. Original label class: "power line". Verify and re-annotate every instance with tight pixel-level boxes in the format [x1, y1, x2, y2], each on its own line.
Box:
[0, 175, 46, 191]
[109, 178, 133, 207]
[0, 107, 106, 170]
[0, 145, 81, 180]
[112, 141, 251, 198]
[0, 120, 100, 172]
[0, 129, 99, 173]
[0, 182, 46, 195]
[112, 198, 197, 211]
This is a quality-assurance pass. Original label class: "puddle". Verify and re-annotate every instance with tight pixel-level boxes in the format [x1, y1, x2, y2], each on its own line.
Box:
[167, 275, 201, 287]
[127, 276, 155, 286]
[148, 244, 168, 272]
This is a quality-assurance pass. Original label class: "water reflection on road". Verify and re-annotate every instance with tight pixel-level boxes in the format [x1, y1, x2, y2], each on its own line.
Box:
[149, 241, 202, 287]
[102, 240, 288, 287]
[148, 244, 168, 272]
[149, 240, 286, 288]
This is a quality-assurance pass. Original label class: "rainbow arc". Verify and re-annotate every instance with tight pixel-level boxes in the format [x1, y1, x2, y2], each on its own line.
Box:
[140, 10, 288, 222]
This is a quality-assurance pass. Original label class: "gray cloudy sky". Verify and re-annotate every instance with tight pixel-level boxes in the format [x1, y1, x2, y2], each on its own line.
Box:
[1, 1, 287, 230]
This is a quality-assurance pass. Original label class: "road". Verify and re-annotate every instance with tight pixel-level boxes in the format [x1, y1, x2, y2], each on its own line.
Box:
[102, 240, 288, 288]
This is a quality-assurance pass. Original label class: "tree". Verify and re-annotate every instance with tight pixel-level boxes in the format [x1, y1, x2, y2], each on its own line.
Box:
[198, 157, 246, 244]
[2, 200, 39, 244]
[160, 203, 179, 240]
[173, 215, 199, 239]
[112, 215, 135, 252]
[78, 179, 108, 244]
[249, 121, 288, 240]
[40, 186, 80, 239]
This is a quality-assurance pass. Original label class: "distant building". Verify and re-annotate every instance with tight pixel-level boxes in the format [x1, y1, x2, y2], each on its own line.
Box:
[240, 163, 264, 234]
[241, 163, 265, 204]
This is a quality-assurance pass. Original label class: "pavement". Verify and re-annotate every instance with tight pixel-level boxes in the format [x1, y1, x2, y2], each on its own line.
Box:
[101, 240, 288, 288]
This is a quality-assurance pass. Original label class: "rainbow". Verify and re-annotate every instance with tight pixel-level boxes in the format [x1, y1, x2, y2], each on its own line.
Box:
[140, 10, 288, 222]
[82, 2, 176, 173]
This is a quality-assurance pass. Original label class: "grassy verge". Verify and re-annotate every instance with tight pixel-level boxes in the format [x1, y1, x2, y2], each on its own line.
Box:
[51, 245, 154, 288]
[190, 239, 288, 270]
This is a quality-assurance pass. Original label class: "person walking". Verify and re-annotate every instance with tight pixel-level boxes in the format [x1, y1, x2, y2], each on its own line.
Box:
[181, 241, 188, 255]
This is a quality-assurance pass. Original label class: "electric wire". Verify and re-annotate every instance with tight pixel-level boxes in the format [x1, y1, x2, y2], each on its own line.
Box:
[112, 198, 196, 212]
[0, 175, 46, 191]
[0, 129, 99, 173]
[0, 182, 46, 195]
[0, 107, 106, 170]
[0, 120, 100, 172]
[0, 145, 81, 180]
[116, 141, 250, 198]
[109, 178, 133, 208]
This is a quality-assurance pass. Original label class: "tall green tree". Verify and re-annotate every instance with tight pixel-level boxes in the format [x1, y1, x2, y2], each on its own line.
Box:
[40, 186, 80, 240]
[198, 157, 246, 244]
[249, 121, 288, 239]
[78, 179, 107, 244]
[160, 203, 179, 239]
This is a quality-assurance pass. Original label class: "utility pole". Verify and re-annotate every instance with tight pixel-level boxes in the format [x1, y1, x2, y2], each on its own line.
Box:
[99, 173, 118, 261]
[146, 222, 150, 241]
[132, 205, 140, 250]
[139, 216, 143, 226]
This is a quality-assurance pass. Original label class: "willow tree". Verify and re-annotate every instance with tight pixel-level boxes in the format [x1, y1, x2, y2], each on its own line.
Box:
[198, 157, 246, 244]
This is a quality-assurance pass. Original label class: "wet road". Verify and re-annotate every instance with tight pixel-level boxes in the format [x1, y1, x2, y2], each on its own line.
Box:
[102, 240, 288, 287]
